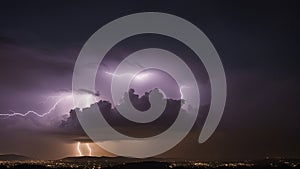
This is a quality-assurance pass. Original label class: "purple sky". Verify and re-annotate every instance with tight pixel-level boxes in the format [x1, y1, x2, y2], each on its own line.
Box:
[0, 0, 299, 160]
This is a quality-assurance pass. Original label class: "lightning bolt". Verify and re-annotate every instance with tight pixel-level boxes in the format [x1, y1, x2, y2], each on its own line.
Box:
[86, 143, 92, 156]
[105, 71, 152, 82]
[0, 89, 100, 119]
[105, 71, 134, 78]
[0, 95, 72, 118]
[77, 142, 92, 156]
[77, 142, 83, 156]
[179, 85, 189, 99]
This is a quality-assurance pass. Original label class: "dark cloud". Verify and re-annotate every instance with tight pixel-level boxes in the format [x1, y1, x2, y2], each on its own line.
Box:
[0, 38, 74, 89]
[58, 89, 209, 141]
[0, 35, 18, 45]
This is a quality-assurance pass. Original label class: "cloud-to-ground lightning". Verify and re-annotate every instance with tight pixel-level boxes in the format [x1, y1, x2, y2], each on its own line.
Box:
[86, 143, 92, 156]
[77, 142, 92, 156]
[77, 142, 83, 156]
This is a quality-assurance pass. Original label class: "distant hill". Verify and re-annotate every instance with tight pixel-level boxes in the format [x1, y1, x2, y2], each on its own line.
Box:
[61, 156, 139, 162]
[60, 156, 163, 163]
[0, 154, 31, 161]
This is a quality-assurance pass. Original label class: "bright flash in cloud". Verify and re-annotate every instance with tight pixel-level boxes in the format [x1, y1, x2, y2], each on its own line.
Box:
[134, 72, 151, 81]
[104, 71, 134, 78]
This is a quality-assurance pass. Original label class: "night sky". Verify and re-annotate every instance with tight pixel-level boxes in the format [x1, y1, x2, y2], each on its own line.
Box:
[0, 0, 299, 160]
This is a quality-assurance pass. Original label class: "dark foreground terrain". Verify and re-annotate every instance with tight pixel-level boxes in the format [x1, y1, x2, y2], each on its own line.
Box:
[0, 162, 299, 169]
[0, 155, 299, 169]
